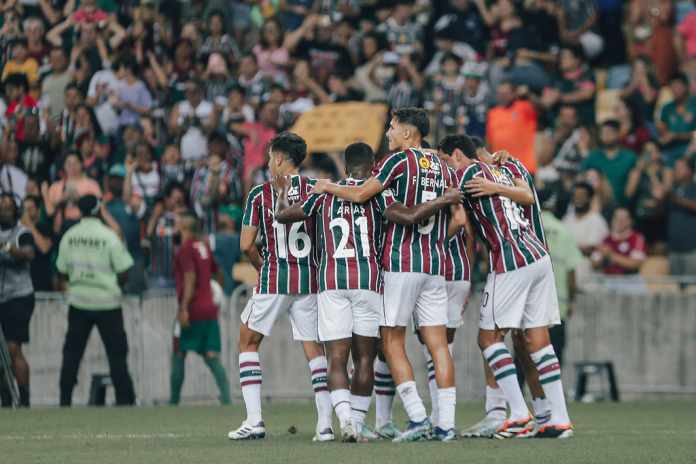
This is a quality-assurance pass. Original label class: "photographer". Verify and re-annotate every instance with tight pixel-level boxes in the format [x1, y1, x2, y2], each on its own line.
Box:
[0, 193, 35, 408]
[168, 79, 219, 164]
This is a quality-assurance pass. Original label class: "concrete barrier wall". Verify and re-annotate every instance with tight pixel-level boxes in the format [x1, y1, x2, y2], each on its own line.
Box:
[23, 287, 696, 406]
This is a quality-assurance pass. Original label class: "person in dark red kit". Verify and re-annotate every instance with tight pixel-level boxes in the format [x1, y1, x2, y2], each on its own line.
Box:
[169, 211, 230, 405]
[591, 207, 647, 275]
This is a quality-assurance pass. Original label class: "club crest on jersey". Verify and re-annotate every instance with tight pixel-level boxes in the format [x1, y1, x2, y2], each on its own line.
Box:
[419, 157, 431, 170]
[490, 167, 513, 186]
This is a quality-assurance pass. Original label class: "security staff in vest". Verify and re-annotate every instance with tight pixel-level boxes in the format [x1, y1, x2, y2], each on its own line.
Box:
[56, 195, 136, 406]
[0, 193, 35, 408]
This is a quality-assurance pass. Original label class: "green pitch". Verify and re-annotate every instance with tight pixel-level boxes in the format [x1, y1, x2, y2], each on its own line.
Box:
[1, 400, 694, 464]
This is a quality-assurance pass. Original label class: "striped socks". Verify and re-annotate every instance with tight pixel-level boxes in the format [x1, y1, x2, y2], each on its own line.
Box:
[309, 356, 333, 431]
[485, 385, 508, 420]
[532, 397, 552, 425]
[483, 343, 529, 420]
[374, 358, 395, 429]
[330, 389, 352, 429]
[351, 394, 371, 433]
[239, 352, 263, 425]
[423, 346, 439, 425]
[530, 345, 570, 425]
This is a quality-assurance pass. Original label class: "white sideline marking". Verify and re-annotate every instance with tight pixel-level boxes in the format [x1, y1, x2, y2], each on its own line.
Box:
[0, 432, 196, 441]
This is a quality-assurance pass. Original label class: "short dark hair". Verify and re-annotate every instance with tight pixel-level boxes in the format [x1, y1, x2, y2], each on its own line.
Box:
[118, 55, 139, 75]
[469, 136, 485, 150]
[78, 194, 101, 217]
[438, 134, 477, 158]
[269, 132, 307, 167]
[574, 181, 595, 198]
[671, 72, 689, 86]
[165, 181, 185, 199]
[179, 210, 201, 234]
[392, 107, 429, 138]
[345, 142, 375, 172]
[65, 82, 82, 95]
[3, 73, 29, 92]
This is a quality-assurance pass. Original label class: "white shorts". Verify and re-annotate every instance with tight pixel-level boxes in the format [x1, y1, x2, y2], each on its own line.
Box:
[383, 272, 448, 327]
[241, 292, 318, 341]
[480, 255, 560, 330]
[446, 280, 471, 329]
[317, 289, 381, 341]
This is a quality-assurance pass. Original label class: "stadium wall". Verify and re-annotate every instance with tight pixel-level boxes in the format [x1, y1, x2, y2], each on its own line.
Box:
[23, 288, 696, 406]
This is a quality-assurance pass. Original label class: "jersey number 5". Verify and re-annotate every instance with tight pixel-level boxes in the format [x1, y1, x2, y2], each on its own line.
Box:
[273, 221, 311, 259]
[418, 190, 437, 234]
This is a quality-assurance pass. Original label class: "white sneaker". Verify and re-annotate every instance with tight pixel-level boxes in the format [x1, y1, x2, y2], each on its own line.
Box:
[340, 422, 357, 443]
[460, 416, 505, 438]
[312, 427, 335, 442]
[228, 421, 266, 440]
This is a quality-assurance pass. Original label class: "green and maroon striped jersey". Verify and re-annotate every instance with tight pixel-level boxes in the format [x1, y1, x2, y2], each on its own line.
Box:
[444, 167, 471, 282]
[500, 159, 547, 247]
[302, 178, 395, 292]
[242, 175, 318, 294]
[373, 148, 454, 275]
[459, 161, 547, 274]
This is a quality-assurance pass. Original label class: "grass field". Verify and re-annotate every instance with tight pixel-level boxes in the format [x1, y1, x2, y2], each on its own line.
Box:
[2, 400, 695, 464]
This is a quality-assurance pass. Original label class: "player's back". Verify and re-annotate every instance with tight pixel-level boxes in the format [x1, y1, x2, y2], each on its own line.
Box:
[445, 167, 470, 282]
[501, 158, 546, 246]
[373, 148, 453, 275]
[459, 161, 547, 274]
[243, 175, 317, 294]
[175, 238, 218, 319]
[306, 177, 392, 292]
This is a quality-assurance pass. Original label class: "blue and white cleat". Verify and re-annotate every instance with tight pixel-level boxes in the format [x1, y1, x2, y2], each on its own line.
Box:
[392, 418, 432, 443]
[228, 421, 266, 440]
[313, 427, 336, 442]
[432, 427, 457, 442]
[460, 416, 505, 438]
[375, 422, 401, 439]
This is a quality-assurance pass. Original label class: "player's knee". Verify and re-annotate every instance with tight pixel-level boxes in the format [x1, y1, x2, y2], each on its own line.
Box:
[239, 325, 263, 351]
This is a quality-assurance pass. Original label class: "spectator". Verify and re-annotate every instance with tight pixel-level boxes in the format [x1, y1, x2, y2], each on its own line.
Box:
[459, 61, 489, 140]
[144, 182, 186, 289]
[591, 207, 647, 275]
[222, 85, 255, 129]
[0, 193, 36, 408]
[24, 17, 49, 67]
[20, 195, 54, 293]
[486, 81, 538, 173]
[627, 0, 677, 85]
[199, 10, 241, 64]
[124, 142, 161, 213]
[537, 105, 591, 184]
[431, 0, 489, 57]
[667, 157, 696, 275]
[234, 101, 279, 189]
[425, 52, 466, 141]
[4, 73, 37, 143]
[41, 47, 73, 121]
[618, 57, 658, 123]
[279, 0, 318, 31]
[56, 194, 136, 407]
[658, 73, 696, 166]
[563, 181, 609, 257]
[44, 152, 102, 236]
[581, 119, 637, 206]
[105, 164, 147, 294]
[625, 141, 672, 246]
[615, 96, 651, 154]
[236, 54, 272, 108]
[253, 17, 291, 80]
[17, 112, 52, 183]
[203, 53, 235, 106]
[0, 137, 29, 201]
[2, 38, 39, 86]
[169, 79, 218, 164]
[160, 144, 187, 188]
[543, 45, 596, 126]
[385, 54, 425, 109]
[377, 0, 423, 56]
[210, 205, 242, 297]
[55, 83, 84, 150]
[114, 56, 153, 130]
[291, 14, 353, 86]
[558, 0, 604, 60]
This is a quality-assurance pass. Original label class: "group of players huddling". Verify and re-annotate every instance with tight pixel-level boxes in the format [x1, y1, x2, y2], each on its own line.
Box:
[228, 107, 573, 443]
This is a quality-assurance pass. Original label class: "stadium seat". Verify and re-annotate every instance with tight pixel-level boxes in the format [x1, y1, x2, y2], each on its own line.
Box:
[573, 361, 620, 402]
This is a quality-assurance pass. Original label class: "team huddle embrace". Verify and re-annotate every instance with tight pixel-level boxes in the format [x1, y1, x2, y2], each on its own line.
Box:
[228, 107, 572, 443]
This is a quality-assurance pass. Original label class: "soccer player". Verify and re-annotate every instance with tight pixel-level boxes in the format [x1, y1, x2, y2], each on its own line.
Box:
[313, 108, 458, 442]
[170, 212, 231, 406]
[275, 142, 461, 442]
[456, 135, 574, 439]
[228, 132, 333, 442]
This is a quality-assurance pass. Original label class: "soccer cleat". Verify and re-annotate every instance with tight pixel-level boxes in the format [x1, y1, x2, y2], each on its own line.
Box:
[358, 425, 380, 442]
[460, 416, 505, 438]
[375, 422, 401, 439]
[493, 416, 534, 439]
[535, 423, 574, 439]
[392, 418, 432, 443]
[312, 427, 335, 442]
[340, 423, 357, 443]
[228, 421, 266, 440]
[432, 427, 457, 442]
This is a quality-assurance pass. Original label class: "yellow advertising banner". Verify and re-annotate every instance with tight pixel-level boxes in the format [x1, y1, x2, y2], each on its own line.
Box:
[291, 102, 389, 153]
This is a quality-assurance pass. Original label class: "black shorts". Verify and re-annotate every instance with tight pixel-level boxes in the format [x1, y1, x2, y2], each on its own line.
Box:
[0, 294, 35, 344]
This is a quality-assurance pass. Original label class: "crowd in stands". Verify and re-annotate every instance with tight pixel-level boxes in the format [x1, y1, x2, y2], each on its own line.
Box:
[2, 0, 696, 295]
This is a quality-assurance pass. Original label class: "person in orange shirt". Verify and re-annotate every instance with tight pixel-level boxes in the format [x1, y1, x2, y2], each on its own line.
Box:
[486, 82, 538, 174]
[1, 38, 39, 86]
